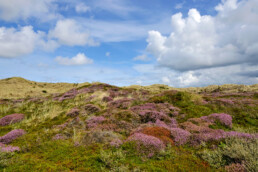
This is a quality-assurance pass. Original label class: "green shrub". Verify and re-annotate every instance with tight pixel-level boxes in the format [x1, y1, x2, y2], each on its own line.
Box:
[199, 137, 258, 171]
[0, 151, 14, 169]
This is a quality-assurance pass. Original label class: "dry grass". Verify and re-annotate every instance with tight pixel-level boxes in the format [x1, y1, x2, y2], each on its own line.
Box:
[0, 77, 88, 99]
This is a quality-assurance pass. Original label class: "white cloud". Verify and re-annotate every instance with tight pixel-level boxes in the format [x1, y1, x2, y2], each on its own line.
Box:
[0, 26, 39, 58]
[175, 2, 184, 9]
[55, 53, 93, 66]
[105, 52, 110, 57]
[0, 0, 58, 21]
[147, 0, 258, 71]
[49, 19, 98, 46]
[0, 25, 61, 58]
[178, 71, 199, 86]
[132, 63, 258, 87]
[79, 16, 171, 42]
[133, 54, 149, 61]
[75, 3, 90, 13]
[92, 0, 138, 17]
[161, 76, 170, 84]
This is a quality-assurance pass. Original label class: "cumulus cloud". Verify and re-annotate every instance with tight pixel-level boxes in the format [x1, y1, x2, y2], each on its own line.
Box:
[0, 0, 57, 21]
[55, 53, 93, 66]
[49, 19, 98, 46]
[178, 71, 199, 86]
[0, 26, 39, 58]
[75, 3, 90, 13]
[161, 76, 170, 84]
[133, 54, 150, 61]
[147, 0, 258, 71]
[0, 26, 60, 58]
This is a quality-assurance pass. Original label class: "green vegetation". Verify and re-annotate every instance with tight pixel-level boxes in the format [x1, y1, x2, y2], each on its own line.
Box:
[0, 77, 257, 171]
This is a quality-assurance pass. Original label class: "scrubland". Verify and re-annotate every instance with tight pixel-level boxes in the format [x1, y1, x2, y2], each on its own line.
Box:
[0, 77, 257, 171]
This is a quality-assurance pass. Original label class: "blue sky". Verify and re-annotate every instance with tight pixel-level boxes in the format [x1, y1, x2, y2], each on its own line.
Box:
[0, 0, 257, 87]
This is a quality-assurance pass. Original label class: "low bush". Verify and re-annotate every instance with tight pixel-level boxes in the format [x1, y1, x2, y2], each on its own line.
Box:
[199, 137, 258, 171]
[0, 151, 14, 169]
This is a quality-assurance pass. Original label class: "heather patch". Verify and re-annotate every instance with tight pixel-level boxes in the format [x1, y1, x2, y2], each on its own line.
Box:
[108, 98, 135, 109]
[86, 116, 106, 129]
[84, 104, 101, 114]
[102, 96, 113, 102]
[140, 126, 174, 145]
[225, 163, 246, 172]
[0, 143, 20, 152]
[201, 113, 232, 128]
[0, 113, 25, 126]
[66, 108, 80, 117]
[170, 128, 191, 145]
[0, 129, 26, 144]
[126, 133, 165, 157]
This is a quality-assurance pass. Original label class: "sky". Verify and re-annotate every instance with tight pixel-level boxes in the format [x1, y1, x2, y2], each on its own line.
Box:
[0, 0, 257, 87]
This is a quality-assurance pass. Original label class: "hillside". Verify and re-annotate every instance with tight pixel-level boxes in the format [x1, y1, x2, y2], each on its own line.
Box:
[0, 77, 257, 171]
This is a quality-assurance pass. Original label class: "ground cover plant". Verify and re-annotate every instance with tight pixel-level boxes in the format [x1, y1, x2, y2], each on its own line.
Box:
[0, 77, 257, 171]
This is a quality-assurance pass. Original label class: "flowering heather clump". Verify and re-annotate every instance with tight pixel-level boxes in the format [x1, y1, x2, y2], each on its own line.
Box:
[226, 131, 258, 139]
[84, 104, 100, 114]
[141, 111, 166, 123]
[109, 138, 123, 147]
[131, 103, 157, 112]
[88, 83, 113, 92]
[140, 126, 174, 145]
[86, 116, 106, 128]
[54, 122, 68, 130]
[77, 87, 91, 94]
[170, 128, 191, 145]
[52, 134, 66, 140]
[102, 96, 113, 102]
[0, 129, 26, 144]
[0, 143, 20, 152]
[66, 108, 80, 117]
[127, 133, 165, 157]
[218, 98, 234, 105]
[225, 163, 246, 172]
[108, 98, 134, 109]
[57, 88, 78, 101]
[191, 129, 227, 145]
[131, 103, 178, 123]
[201, 113, 232, 128]
[154, 119, 177, 129]
[0, 113, 25, 126]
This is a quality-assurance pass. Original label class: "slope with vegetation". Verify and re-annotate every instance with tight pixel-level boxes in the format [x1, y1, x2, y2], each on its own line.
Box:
[0, 77, 257, 171]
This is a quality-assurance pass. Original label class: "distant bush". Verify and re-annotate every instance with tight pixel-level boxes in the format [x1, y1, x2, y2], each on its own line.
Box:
[83, 130, 121, 145]
[199, 137, 258, 171]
